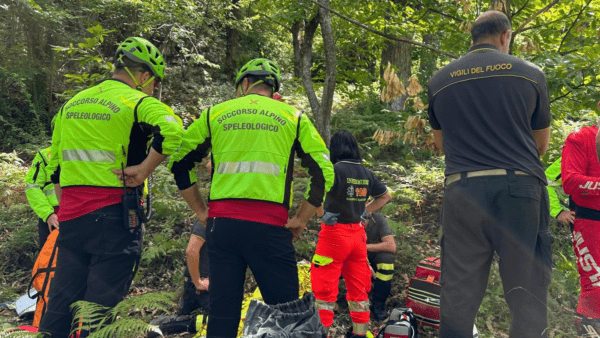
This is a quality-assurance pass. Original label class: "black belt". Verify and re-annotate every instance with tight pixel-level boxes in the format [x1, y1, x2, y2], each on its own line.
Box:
[573, 201, 600, 222]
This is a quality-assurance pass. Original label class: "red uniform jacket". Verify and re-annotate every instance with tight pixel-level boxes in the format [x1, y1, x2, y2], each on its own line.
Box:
[562, 125, 600, 210]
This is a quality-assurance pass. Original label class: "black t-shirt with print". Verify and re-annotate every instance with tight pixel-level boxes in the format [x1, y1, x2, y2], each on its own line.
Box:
[323, 160, 388, 224]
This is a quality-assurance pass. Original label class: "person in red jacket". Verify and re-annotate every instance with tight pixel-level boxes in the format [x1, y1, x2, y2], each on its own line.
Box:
[561, 114, 600, 336]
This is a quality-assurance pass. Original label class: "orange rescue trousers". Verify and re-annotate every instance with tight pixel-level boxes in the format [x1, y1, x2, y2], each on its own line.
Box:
[311, 222, 371, 335]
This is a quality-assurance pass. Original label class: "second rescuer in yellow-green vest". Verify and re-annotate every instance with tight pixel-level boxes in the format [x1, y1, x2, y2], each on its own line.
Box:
[170, 95, 331, 206]
[169, 58, 334, 338]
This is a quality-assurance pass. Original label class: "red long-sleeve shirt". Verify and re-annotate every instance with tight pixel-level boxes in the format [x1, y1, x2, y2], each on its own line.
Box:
[562, 125, 600, 210]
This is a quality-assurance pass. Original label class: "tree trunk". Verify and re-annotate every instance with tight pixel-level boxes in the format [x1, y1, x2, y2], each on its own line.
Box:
[316, 0, 336, 144]
[300, 0, 337, 145]
[380, 39, 412, 111]
[224, 0, 241, 78]
[291, 20, 303, 78]
[420, 34, 438, 79]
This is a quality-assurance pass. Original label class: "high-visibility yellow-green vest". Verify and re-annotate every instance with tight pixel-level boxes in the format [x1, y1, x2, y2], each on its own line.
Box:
[169, 94, 334, 208]
[48, 79, 183, 188]
[545, 157, 567, 218]
[24, 147, 59, 221]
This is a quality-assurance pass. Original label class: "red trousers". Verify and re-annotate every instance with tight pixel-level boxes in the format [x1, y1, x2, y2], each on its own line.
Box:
[311, 223, 371, 334]
[573, 219, 600, 318]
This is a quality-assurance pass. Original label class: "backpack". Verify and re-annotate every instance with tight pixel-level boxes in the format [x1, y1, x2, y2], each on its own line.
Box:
[405, 257, 441, 330]
[28, 230, 59, 327]
[374, 308, 418, 338]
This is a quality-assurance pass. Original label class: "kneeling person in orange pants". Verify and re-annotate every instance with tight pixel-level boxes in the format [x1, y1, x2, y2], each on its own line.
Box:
[311, 130, 392, 338]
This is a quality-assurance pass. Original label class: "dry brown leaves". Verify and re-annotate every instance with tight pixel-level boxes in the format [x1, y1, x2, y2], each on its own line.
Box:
[381, 62, 406, 103]
[518, 36, 541, 53]
[373, 128, 403, 146]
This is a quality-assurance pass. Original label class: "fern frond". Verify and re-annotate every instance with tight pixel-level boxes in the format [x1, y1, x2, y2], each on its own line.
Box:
[69, 292, 175, 336]
[0, 328, 40, 338]
[108, 292, 175, 319]
[87, 318, 157, 338]
[70, 301, 111, 336]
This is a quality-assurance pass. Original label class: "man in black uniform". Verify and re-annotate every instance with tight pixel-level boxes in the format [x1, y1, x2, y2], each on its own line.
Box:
[364, 213, 396, 321]
[181, 220, 210, 315]
[150, 220, 210, 336]
[427, 11, 552, 338]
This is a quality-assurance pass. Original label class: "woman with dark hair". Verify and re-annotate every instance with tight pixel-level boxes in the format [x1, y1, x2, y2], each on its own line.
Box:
[329, 130, 361, 164]
[311, 130, 392, 338]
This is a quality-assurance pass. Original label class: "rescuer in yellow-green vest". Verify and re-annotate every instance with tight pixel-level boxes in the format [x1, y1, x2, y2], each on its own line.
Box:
[24, 120, 60, 248]
[39, 37, 183, 338]
[169, 58, 334, 338]
[545, 157, 575, 231]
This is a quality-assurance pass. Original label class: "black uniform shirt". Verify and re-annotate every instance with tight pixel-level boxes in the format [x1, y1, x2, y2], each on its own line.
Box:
[366, 213, 393, 245]
[323, 160, 388, 224]
[427, 44, 550, 182]
[190, 221, 209, 278]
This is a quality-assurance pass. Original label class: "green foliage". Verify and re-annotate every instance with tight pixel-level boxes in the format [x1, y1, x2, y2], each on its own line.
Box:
[150, 165, 190, 223]
[136, 164, 193, 286]
[53, 25, 116, 100]
[386, 219, 411, 236]
[380, 203, 399, 217]
[141, 232, 187, 267]
[70, 292, 175, 338]
[331, 93, 398, 142]
[0, 70, 44, 150]
[0, 152, 39, 303]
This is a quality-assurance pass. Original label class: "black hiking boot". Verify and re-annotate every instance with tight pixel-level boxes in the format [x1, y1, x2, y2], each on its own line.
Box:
[575, 313, 600, 337]
[148, 314, 195, 336]
[371, 300, 387, 321]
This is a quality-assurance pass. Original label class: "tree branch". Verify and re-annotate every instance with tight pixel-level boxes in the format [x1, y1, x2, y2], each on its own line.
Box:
[519, 14, 578, 33]
[512, 0, 531, 18]
[558, 0, 592, 54]
[550, 82, 588, 104]
[426, 7, 461, 22]
[302, 0, 458, 59]
[514, 0, 560, 35]
[259, 13, 292, 33]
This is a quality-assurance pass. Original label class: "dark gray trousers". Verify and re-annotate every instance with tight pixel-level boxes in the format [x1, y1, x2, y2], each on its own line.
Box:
[439, 173, 551, 338]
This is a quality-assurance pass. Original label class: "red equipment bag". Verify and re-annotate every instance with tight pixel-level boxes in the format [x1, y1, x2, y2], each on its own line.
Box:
[415, 257, 440, 281]
[405, 257, 441, 330]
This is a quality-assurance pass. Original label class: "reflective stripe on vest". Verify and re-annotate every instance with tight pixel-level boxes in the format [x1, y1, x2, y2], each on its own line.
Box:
[62, 149, 116, 163]
[44, 189, 56, 196]
[216, 161, 280, 176]
[26, 183, 40, 190]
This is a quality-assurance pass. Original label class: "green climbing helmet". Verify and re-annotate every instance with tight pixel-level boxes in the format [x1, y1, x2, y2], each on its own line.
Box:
[115, 37, 165, 81]
[234, 58, 281, 92]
